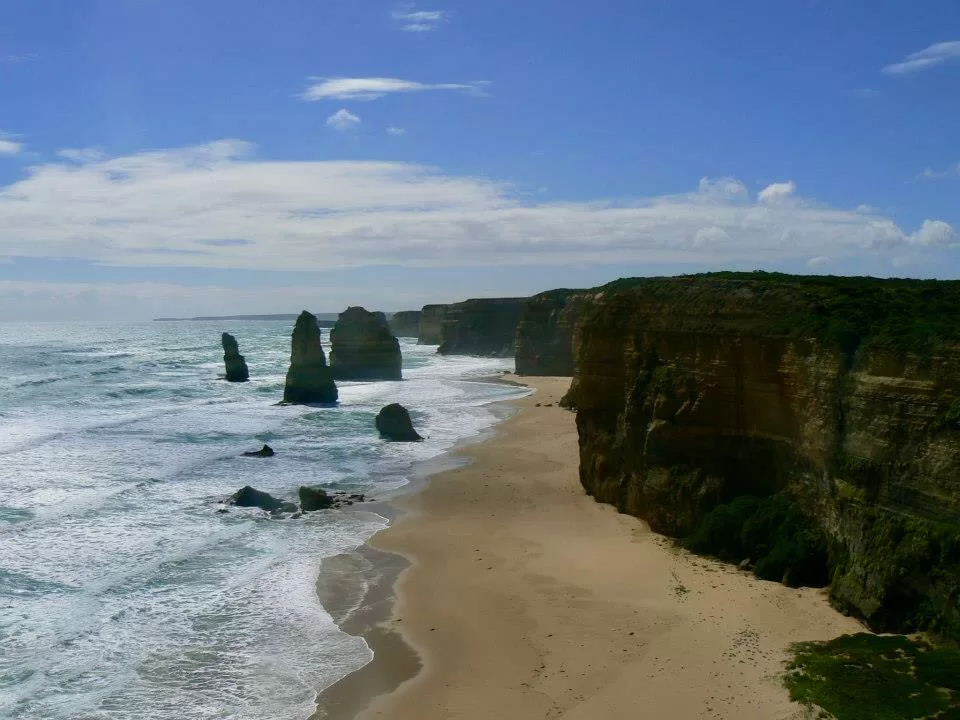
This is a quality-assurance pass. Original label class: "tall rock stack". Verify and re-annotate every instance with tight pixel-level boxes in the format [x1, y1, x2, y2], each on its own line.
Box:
[388, 310, 422, 339]
[329, 306, 402, 381]
[221, 332, 249, 382]
[282, 311, 339, 404]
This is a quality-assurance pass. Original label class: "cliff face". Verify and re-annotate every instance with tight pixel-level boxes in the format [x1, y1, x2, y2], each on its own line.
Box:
[515, 290, 587, 376]
[329, 306, 402, 381]
[437, 298, 528, 358]
[418, 305, 448, 345]
[283, 311, 338, 404]
[389, 310, 422, 339]
[563, 274, 960, 638]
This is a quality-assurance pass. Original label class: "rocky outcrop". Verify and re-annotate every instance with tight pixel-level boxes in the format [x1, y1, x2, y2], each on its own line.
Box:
[221, 332, 249, 382]
[389, 311, 422, 338]
[437, 298, 528, 357]
[418, 304, 449, 344]
[329, 307, 402, 381]
[242, 444, 274, 458]
[515, 290, 589, 376]
[229, 486, 296, 513]
[563, 273, 960, 638]
[299, 486, 334, 511]
[375, 403, 423, 441]
[283, 311, 339, 404]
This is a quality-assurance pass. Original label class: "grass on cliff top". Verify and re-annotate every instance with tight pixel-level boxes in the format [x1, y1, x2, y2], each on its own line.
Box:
[594, 271, 960, 355]
[785, 633, 960, 720]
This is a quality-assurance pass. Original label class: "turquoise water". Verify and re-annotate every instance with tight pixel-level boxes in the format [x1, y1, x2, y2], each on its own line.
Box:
[0, 321, 524, 719]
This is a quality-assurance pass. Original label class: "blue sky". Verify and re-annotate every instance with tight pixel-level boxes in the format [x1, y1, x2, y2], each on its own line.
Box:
[0, 0, 958, 320]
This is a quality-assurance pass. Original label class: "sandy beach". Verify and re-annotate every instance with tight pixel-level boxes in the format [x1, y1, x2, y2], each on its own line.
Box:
[321, 375, 863, 720]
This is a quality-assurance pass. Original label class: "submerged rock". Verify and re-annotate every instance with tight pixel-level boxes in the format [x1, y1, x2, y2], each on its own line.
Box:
[228, 486, 296, 513]
[242, 444, 274, 458]
[221, 332, 250, 382]
[329, 306, 402, 381]
[299, 486, 334, 511]
[282, 311, 338, 404]
[375, 403, 423, 442]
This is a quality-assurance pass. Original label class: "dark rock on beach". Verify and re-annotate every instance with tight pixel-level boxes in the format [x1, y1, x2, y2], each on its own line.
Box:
[329, 306, 402, 381]
[283, 311, 338, 404]
[228, 486, 296, 513]
[299, 486, 334, 511]
[375, 403, 423, 442]
[242, 444, 274, 458]
[221, 332, 250, 382]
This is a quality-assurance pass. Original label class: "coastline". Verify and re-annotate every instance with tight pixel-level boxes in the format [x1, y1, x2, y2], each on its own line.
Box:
[314, 375, 863, 719]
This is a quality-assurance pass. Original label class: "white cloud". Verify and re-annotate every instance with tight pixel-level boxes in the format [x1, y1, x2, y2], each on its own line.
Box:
[917, 162, 960, 180]
[758, 181, 797, 205]
[326, 109, 361, 131]
[387, 126, 407, 136]
[0, 140, 954, 272]
[807, 256, 830, 268]
[58, 148, 106, 163]
[883, 40, 960, 75]
[302, 77, 489, 101]
[392, 6, 449, 32]
[0, 140, 22, 156]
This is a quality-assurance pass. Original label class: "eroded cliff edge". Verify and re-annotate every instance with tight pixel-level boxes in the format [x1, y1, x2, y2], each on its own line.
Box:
[436, 298, 528, 358]
[560, 273, 960, 638]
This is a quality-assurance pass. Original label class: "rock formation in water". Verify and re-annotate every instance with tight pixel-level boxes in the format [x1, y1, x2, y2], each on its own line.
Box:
[241, 444, 274, 457]
[221, 332, 250, 382]
[559, 273, 960, 638]
[418, 304, 449, 345]
[515, 290, 589, 376]
[389, 310, 422, 339]
[299, 486, 334, 511]
[228, 486, 297, 513]
[282, 311, 339, 404]
[436, 297, 528, 357]
[375, 403, 423, 442]
[329, 307, 402, 381]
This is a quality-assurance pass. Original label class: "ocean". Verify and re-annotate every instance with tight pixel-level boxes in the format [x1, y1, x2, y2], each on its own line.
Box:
[0, 320, 525, 720]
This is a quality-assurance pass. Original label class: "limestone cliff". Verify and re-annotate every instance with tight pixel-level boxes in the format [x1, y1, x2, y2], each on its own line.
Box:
[283, 311, 338, 404]
[329, 306, 402, 381]
[418, 304, 448, 345]
[515, 289, 587, 376]
[221, 332, 249, 382]
[389, 310, 422, 339]
[437, 298, 528, 358]
[563, 273, 960, 638]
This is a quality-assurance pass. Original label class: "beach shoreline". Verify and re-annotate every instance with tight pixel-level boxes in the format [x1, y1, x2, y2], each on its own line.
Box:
[314, 375, 863, 720]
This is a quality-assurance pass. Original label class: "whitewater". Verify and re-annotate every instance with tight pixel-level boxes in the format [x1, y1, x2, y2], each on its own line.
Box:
[0, 320, 525, 720]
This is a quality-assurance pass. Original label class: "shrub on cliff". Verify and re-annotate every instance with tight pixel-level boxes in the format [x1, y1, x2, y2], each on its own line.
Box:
[682, 493, 829, 587]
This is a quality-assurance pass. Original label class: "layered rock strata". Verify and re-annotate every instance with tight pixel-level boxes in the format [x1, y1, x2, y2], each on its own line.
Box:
[282, 311, 338, 404]
[329, 307, 402, 381]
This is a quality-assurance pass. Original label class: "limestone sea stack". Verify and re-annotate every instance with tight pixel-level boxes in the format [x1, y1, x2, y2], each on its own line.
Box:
[221, 332, 250, 382]
[375, 403, 423, 441]
[282, 311, 339, 404]
[388, 310, 422, 338]
[329, 306, 402, 381]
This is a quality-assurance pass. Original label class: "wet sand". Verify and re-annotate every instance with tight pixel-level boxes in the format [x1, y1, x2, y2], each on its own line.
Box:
[318, 375, 861, 719]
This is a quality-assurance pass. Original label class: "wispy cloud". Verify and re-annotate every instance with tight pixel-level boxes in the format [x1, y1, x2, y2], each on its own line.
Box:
[392, 5, 449, 32]
[917, 162, 960, 180]
[387, 126, 406, 136]
[851, 88, 880, 99]
[0, 139, 22, 156]
[0, 141, 954, 273]
[1, 52, 37, 64]
[302, 77, 489, 101]
[57, 148, 106, 163]
[326, 108, 361, 130]
[883, 40, 960, 75]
